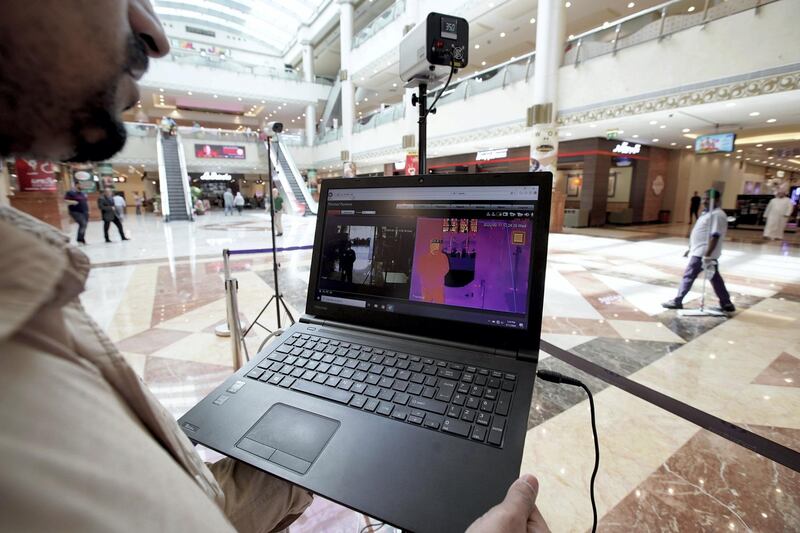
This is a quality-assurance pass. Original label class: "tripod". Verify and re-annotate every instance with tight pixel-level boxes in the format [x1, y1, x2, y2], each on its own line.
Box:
[240, 136, 295, 347]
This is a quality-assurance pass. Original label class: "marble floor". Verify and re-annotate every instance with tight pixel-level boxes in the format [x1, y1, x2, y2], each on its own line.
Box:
[76, 210, 800, 532]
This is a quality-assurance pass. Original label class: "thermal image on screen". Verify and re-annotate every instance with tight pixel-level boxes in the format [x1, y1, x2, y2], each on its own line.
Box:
[409, 217, 533, 314]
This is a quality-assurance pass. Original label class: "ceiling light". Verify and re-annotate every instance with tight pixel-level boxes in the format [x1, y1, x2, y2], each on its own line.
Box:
[766, 147, 773, 151]
[670, 142, 677, 146]
[261, 100, 266, 104]
[649, 120, 658, 125]
[627, 1, 635, 7]
[564, 132, 573, 136]
[392, 83, 398, 87]
[187, 91, 192, 95]
[687, 6, 695, 12]
[686, 145, 692, 149]
[213, 94, 218, 98]
[725, 102, 736, 107]
[588, 123, 596, 128]
[565, 1, 572, 7]
[474, 44, 480, 49]
[500, 32, 506, 38]
[766, 118, 777, 123]
[282, 103, 287, 105]
[659, 124, 666, 129]
[530, 17, 536, 23]
[756, 143, 763, 147]
[725, 154, 731, 157]
[736, 156, 741, 159]
[749, 111, 760, 116]
[632, 134, 639, 138]
[159, 88, 164, 92]
[768, 156, 774, 159]
[488, 2, 495, 6]
[652, 138, 659, 142]
[481, 61, 487, 66]
[682, 128, 691, 133]
[568, 34, 575, 39]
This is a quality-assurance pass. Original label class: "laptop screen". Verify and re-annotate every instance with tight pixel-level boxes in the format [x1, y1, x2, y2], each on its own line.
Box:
[312, 184, 541, 331]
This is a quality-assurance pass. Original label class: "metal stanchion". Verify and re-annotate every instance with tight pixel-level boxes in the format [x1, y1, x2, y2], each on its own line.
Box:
[214, 244, 314, 372]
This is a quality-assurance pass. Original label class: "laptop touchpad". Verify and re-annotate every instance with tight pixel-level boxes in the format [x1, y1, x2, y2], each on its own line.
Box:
[237, 403, 340, 475]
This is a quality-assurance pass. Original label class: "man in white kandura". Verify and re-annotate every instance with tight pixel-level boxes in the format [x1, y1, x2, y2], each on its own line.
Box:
[763, 189, 794, 240]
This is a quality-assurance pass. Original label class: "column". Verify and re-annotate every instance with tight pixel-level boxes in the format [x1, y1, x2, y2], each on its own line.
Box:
[402, 0, 421, 175]
[0, 158, 11, 206]
[301, 40, 317, 147]
[528, 0, 565, 174]
[339, 0, 355, 174]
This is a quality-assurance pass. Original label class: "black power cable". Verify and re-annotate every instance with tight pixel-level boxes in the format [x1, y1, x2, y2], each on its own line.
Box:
[422, 54, 456, 119]
[536, 369, 599, 533]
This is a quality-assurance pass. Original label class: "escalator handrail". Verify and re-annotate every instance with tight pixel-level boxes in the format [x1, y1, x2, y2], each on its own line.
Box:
[275, 138, 318, 215]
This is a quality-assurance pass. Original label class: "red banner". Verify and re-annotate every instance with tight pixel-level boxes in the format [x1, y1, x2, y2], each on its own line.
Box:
[404, 151, 419, 176]
[16, 159, 58, 192]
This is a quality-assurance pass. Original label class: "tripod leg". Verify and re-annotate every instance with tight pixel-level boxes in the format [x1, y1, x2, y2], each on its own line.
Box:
[278, 295, 296, 325]
[243, 295, 276, 337]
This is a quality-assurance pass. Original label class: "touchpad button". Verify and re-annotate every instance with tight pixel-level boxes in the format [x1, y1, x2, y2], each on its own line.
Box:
[237, 403, 340, 474]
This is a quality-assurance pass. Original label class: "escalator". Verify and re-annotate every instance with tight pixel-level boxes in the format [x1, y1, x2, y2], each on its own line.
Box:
[158, 134, 192, 221]
[272, 139, 318, 216]
[319, 79, 341, 132]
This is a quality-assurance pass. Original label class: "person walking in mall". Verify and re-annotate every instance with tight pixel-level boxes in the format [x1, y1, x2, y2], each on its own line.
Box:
[689, 190, 701, 223]
[339, 241, 357, 283]
[271, 186, 284, 236]
[223, 187, 234, 215]
[64, 182, 89, 244]
[663, 189, 735, 313]
[234, 190, 245, 214]
[113, 192, 127, 220]
[98, 189, 129, 243]
[763, 188, 793, 240]
[0, 2, 548, 532]
[134, 193, 144, 215]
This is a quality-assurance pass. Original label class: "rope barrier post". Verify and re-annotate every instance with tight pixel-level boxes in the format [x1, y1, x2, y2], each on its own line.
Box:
[226, 277, 244, 371]
[215, 249, 234, 338]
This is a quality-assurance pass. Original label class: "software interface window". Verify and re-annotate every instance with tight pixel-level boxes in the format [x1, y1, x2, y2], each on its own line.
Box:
[317, 186, 539, 329]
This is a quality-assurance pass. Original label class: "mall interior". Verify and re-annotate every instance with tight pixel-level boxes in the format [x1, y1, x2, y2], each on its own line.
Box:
[1, 0, 799, 531]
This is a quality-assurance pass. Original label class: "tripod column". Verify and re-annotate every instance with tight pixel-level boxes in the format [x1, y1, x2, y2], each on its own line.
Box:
[339, 0, 355, 172]
[266, 138, 282, 329]
[418, 84, 428, 175]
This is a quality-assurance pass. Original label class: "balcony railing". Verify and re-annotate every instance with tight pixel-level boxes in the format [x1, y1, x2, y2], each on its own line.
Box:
[564, 0, 781, 66]
[177, 126, 259, 143]
[354, 103, 406, 132]
[353, 0, 406, 49]
[125, 122, 158, 138]
[163, 49, 333, 85]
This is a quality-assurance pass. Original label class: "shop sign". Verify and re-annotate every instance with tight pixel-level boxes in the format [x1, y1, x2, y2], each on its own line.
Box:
[199, 171, 232, 181]
[475, 148, 508, 162]
[612, 142, 641, 155]
[606, 129, 621, 140]
[15, 159, 58, 192]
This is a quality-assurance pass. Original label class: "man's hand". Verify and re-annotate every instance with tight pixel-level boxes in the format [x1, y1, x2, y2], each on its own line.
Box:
[466, 474, 550, 533]
[702, 256, 716, 269]
[683, 249, 690, 258]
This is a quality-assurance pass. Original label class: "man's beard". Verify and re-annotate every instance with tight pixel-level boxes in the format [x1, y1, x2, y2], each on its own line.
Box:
[65, 34, 147, 162]
[64, 87, 127, 162]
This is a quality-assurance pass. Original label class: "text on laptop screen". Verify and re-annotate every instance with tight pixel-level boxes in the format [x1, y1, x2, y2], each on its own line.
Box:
[314, 185, 540, 330]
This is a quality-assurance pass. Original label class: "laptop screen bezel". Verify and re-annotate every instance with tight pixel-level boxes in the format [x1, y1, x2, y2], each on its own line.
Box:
[305, 172, 552, 354]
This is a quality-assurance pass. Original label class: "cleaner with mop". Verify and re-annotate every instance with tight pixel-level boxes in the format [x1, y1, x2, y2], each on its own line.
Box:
[662, 188, 736, 315]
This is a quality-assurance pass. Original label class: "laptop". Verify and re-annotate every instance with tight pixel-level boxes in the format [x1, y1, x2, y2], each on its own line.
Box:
[179, 172, 552, 532]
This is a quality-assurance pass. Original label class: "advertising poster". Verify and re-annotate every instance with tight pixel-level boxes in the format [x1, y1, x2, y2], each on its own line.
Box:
[72, 167, 97, 193]
[15, 159, 58, 192]
[694, 133, 736, 154]
[195, 144, 246, 159]
[404, 151, 419, 176]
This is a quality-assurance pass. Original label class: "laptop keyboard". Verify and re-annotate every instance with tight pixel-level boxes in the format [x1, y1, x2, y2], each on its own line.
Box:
[244, 333, 517, 447]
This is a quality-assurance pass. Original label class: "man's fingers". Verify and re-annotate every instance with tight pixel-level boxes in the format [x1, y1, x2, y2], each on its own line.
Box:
[502, 474, 539, 518]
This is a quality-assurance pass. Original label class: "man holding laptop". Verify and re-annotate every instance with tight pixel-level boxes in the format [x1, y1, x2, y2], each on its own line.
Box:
[0, 1, 549, 532]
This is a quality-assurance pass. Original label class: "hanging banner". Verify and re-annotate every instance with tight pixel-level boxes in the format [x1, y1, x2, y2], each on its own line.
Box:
[15, 159, 58, 192]
[404, 150, 419, 176]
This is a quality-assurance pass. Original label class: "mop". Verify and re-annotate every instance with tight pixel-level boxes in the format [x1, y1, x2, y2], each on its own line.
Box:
[678, 193, 729, 318]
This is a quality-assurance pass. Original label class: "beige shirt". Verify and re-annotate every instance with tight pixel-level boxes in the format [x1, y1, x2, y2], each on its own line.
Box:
[0, 207, 311, 532]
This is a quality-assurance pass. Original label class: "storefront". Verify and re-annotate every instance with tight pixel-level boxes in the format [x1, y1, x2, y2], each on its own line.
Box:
[189, 172, 266, 209]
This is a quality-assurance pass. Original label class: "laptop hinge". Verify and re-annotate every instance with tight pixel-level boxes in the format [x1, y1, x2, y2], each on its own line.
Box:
[300, 314, 324, 325]
[311, 318, 516, 358]
[517, 348, 539, 364]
